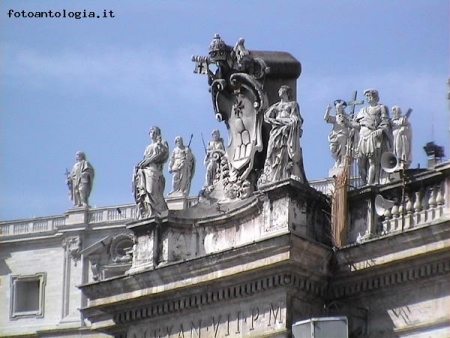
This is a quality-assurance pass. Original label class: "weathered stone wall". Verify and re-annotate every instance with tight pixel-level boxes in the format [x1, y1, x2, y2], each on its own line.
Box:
[0, 206, 135, 337]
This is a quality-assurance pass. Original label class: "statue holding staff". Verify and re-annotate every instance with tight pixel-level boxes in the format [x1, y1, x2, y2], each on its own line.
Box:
[67, 151, 94, 207]
[168, 135, 195, 197]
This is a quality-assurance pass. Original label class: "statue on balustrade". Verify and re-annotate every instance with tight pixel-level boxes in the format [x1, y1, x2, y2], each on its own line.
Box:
[324, 100, 355, 168]
[259, 85, 307, 184]
[67, 151, 95, 207]
[168, 136, 195, 197]
[391, 105, 412, 169]
[192, 34, 305, 199]
[353, 89, 393, 185]
[192, 34, 271, 198]
[133, 126, 169, 219]
[203, 129, 225, 190]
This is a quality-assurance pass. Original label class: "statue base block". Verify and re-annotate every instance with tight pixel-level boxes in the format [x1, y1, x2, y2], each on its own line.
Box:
[166, 195, 189, 210]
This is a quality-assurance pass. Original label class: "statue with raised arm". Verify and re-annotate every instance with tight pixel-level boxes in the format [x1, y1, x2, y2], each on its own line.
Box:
[168, 136, 195, 197]
[67, 151, 95, 207]
[324, 100, 354, 168]
[354, 89, 393, 185]
[203, 129, 226, 189]
[391, 105, 412, 169]
[260, 85, 307, 184]
[133, 126, 169, 219]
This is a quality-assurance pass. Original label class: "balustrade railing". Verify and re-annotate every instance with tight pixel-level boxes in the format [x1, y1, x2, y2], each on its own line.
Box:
[0, 217, 64, 237]
[310, 179, 332, 195]
[1, 170, 446, 240]
[380, 181, 446, 234]
[0, 197, 199, 238]
[310, 176, 364, 196]
[89, 205, 136, 224]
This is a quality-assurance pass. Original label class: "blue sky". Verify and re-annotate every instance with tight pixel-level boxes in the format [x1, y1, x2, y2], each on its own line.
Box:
[1, 0, 449, 221]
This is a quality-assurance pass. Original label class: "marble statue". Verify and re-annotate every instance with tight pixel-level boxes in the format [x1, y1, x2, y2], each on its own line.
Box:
[168, 136, 195, 197]
[324, 100, 354, 168]
[260, 85, 307, 183]
[193, 35, 270, 199]
[203, 129, 226, 189]
[133, 126, 169, 219]
[67, 151, 94, 207]
[353, 89, 393, 185]
[391, 106, 412, 169]
[193, 35, 305, 199]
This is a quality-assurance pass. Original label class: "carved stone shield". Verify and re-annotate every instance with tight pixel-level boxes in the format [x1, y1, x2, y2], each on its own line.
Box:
[213, 73, 267, 179]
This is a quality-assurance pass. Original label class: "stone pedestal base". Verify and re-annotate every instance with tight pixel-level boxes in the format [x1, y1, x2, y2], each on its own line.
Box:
[166, 195, 189, 210]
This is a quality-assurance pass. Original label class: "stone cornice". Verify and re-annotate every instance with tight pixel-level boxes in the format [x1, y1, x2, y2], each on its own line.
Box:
[125, 196, 262, 231]
[79, 234, 330, 315]
[111, 271, 325, 326]
[0, 232, 63, 245]
[337, 220, 450, 272]
[171, 196, 261, 226]
[258, 178, 328, 202]
[83, 269, 327, 331]
[331, 222, 450, 299]
[331, 254, 450, 299]
[393, 317, 450, 335]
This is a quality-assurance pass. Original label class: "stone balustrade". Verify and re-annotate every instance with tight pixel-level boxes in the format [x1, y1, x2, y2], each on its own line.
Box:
[0, 216, 65, 237]
[88, 205, 136, 224]
[380, 180, 446, 234]
[310, 178, 333, 195]
[0, 196, 199, 238]
[310, 176, 364, 196]
[345, 163, 450, 245]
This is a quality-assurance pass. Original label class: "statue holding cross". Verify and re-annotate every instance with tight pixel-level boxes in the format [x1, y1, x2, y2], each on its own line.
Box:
[324, 92, 363, 171]
[324, 100, 353, 169]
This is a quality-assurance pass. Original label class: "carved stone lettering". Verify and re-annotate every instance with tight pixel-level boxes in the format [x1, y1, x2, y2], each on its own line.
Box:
[250, 307, 259, 330]
[212, 315, 220, 337]
[190, 320, 201, 337]
[127, 299, 285, 338]
[268, 302, 283, 326]
[235, 311, 241, 334]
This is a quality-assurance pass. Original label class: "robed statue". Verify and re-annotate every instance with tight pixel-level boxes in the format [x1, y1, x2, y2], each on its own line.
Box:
[260, 85, 307, 184]
[67, 151, 95, 208]
[133, 126, 169, 219]
[168, 136, 195, 197]
[391, 105, 412, 169]
[203, 129, 226, 190]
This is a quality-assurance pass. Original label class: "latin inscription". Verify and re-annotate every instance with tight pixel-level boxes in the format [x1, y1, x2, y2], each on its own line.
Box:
[128, 301, 285, 338]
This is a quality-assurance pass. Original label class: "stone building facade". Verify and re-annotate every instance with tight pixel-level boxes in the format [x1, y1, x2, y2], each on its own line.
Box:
[77, 163, 450, 338]
[2, 35, 449, 338]
[1, 165, 449, 337]
[0, 199, 195, 337]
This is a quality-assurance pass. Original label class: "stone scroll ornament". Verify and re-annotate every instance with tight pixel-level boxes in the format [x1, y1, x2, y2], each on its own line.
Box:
[192, 34, 305, 200]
